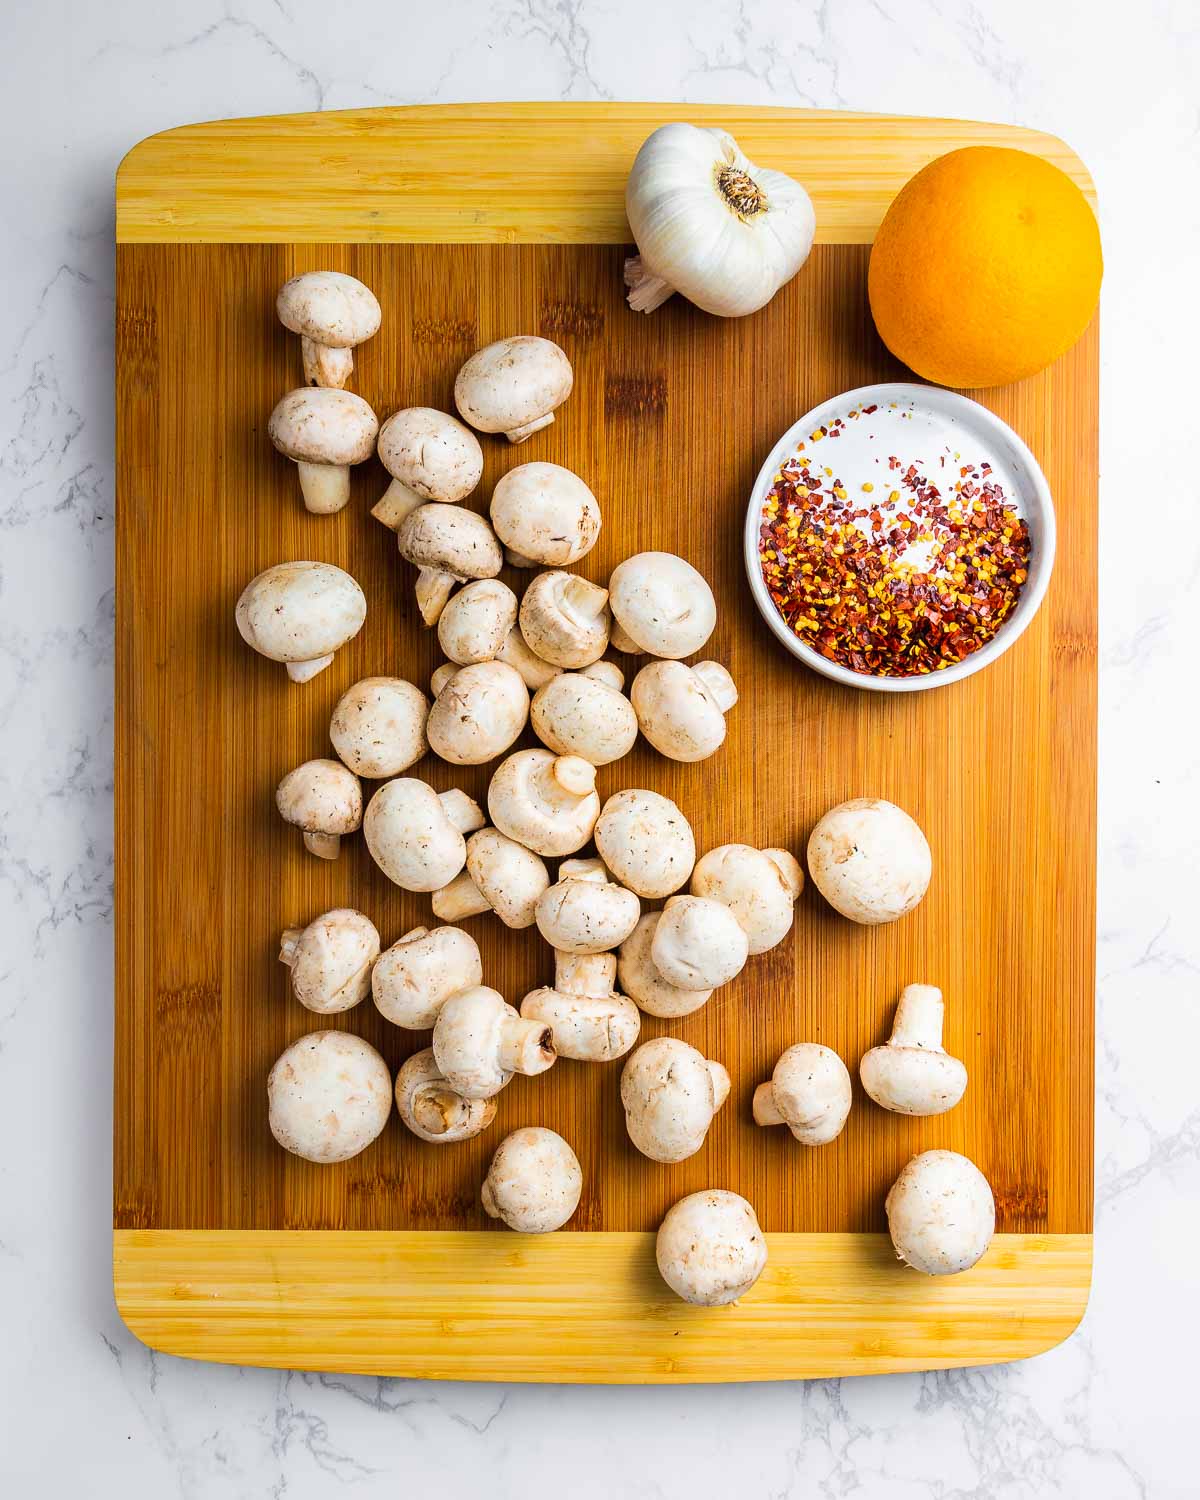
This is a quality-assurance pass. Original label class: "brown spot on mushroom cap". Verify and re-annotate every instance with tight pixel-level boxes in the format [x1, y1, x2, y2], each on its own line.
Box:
[268, 387, 379, 464]
[276, 271, 381, 347]
[489, 462, 601, 567]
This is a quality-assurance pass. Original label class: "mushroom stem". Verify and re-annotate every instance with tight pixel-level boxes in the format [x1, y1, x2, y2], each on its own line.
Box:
[505, 412, 555, 444]
[297, 461, 351, 515]
[504, 547, 538, 569]
[554, 950, 618, 997]
[414, 567, 456, 625]
[496, 627, 561, 689]
[303, 830, 341, 860]
[438, 788, 486, 836]
[430, 663, 458, 698]
[371, 477, 427, 531]
[411, 1085, 480, 1137]
[285, 654, 335, 683]
[623, 255, 676, 314]
[752, 1081, 785, 1127]
[693, 661, 739, 713]
[497, 1016, 556, 1076]
[552, 755, 596, 797]
[609, 618, 641, 654]
[431, 870, 491, 922]
[301, 337, 353, 389]
[278, 928, 302, 966]
[890, 984, 946, 1050]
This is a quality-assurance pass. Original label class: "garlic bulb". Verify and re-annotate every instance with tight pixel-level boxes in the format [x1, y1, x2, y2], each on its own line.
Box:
[624, 123, 816, 318]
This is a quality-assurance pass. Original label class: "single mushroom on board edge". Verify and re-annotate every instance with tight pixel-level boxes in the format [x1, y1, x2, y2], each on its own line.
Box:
[328, 676, 429, 780]
[631, 658, 738, 762]
[432, 985, 557, 1100]
[276, 758, 363, 860]
[487, 749, 601, 859]
[530, 662, 638, 766]
[235, 561, 366, 683]
[859, 984, 968, 1116]
[372, 406, 484, 531]
[594, 788, 696, 900]
[396, 502, 503, 626]
[426, 660, 530, 766]
[267, 1030, 392, 1164]
[438, 579, 519, 666]
[690, 843, 804, 955]
[534, 858, 641, 954]
[276, 270, 381, 388]
[432, 828, 550, 930]
[617, 913, 713, 1019]
[521, 950, 641, 1063]
[753, 1043, 853, 1146]
[885, 1150, 995, 1276]
[655, 1190, 769, 1306]
[395, 1048, 497, 1145]
[607, 551, 717, 658]
[620, 1036, 730, 1163]
[363, 777, 484, 891]
[519, 570, 611, 669]
[268, 387, 379, 514]
[372, 924, 483, 1029]
[650, 894, 749, 989]
[807, 797, 932, 925]
[455, 335, 574, 444]
[481, 1127, 583, 1232]
[279, 908, 380, 1014]
[489, 461, 601, 567]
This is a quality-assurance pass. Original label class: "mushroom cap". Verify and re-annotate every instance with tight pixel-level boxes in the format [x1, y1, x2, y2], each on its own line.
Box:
[281, 908, 380, 1014]
[267, 1030, 392, 1163]
[630, 659, 735, 762]
[617, 914, 713, 1018]
[329, 676, 429, 779]
[268, 387, 379, 465]
[520, 983, 641, 1062]
[487, 749, 600, 858]
[885, 1150, 995, 1275]
[437, 578, 519, 665]
[377, 406, 483, 503]
[859, 984, 967, 1116]
[690, 844, 803, 955]
[608, 552, 717, 658]
[530, 670, 638, 766]
[759, 1043, 852, 1145]
[394, 1048, 497, 1144]
[593, 788, 696, 899]
[656, 1190, 768, 1307]
[489, 462, 601, 566]
[807, 798, 932, 925]
[363, 778, 481, 891]
[534, 865, 641, 954]
[433, 985, 554, 1100]
[481, 1127, 583, 1233]
[372, 924, 483, 1028]
[455, 336, 574, 435]
[276, 759, 363, 837]
[650, 895, 749, 989]
[518, 571, 610, 669]
[236, 561, 366, 664]
[396, 503, 503, 580]
[465, 828, 551, 928]
[620, 1037, 729, 1163]
[426, 661, 530, 766]
[276, 271, 381, 348]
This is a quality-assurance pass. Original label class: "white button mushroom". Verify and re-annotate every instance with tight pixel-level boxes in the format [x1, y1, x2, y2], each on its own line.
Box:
[631, 659, 738, 762]
[372, 406, 484, 531]
[656, 1190, 768, 1307]
[426, 661, 530, 766]
[617, 914, 713, 1018]
[395, 1048, 497, 1144]
[518, 570, 611, 669]
[372, 924, 483, 1028]
[455, 335, 574, 444]
[520, 950, 641, 1062]
[396, 503, 503, 626]
[489, 462, 601, 567]
[594, 788, 696, 899]
[860, 984, 968, 1116]
[481, 1127, 583, 1232]
[363, 778, 484, 891]
[328, 676, 428, 779]
[437, 578, 519, 666]
[534, 858, 641, 954]
[267, 387, 379, 514]
[620, 1037, 729, 1163]
[807, 797, 932, 925]
[432, 985, 556, 1100]
[431, 828, 550, 930]
[235, 561, 366, 683]
[752, 1043, 853, 1145]
[276, 758, 363, 860]
[495, 625, 563, 690]
[276, 270, 381, 389]
[267, 1030, 392, 1164]
[530, 662, 638, 766]
[690, 843, 804, 955]
[650, 894, 749, 989]
[278, 908, 380, 1014]
[885, 1150, 995, 1276]
[608, 552, 717, 658]
[487, 749, 600, 858]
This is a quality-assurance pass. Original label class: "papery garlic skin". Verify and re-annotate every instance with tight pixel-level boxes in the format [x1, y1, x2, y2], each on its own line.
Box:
[624, 124, 816, 318]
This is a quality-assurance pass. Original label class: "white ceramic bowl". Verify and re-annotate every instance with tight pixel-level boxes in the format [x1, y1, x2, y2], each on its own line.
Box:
[743, 382, 1056, 693]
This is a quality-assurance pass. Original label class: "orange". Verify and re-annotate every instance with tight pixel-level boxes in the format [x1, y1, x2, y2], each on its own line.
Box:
[868, 146, 1102, 389]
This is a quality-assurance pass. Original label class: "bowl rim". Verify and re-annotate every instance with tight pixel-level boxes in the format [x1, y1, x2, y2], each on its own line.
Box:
[742, 381, 1057, 693]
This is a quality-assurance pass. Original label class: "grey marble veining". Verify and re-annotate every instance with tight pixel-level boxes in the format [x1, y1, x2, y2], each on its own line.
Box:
[0, 1, 1195, 1494]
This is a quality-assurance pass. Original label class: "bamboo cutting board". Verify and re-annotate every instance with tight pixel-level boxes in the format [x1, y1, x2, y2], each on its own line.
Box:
[114, 104, 1096, 1381]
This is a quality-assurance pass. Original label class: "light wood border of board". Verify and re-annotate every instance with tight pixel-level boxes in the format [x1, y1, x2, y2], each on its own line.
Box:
[114, 102, 1096, 245]
[114, 1231, 1091, 1381]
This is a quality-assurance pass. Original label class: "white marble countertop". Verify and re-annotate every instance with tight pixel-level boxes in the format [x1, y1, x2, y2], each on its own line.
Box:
[1, 0, 1195, 1494]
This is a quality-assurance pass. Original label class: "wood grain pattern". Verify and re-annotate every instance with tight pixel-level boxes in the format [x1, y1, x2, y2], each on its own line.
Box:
[115, 103, 1095, 246]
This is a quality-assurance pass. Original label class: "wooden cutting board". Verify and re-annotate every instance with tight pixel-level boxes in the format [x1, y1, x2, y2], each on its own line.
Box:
[114, 104, 1096, 1381]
